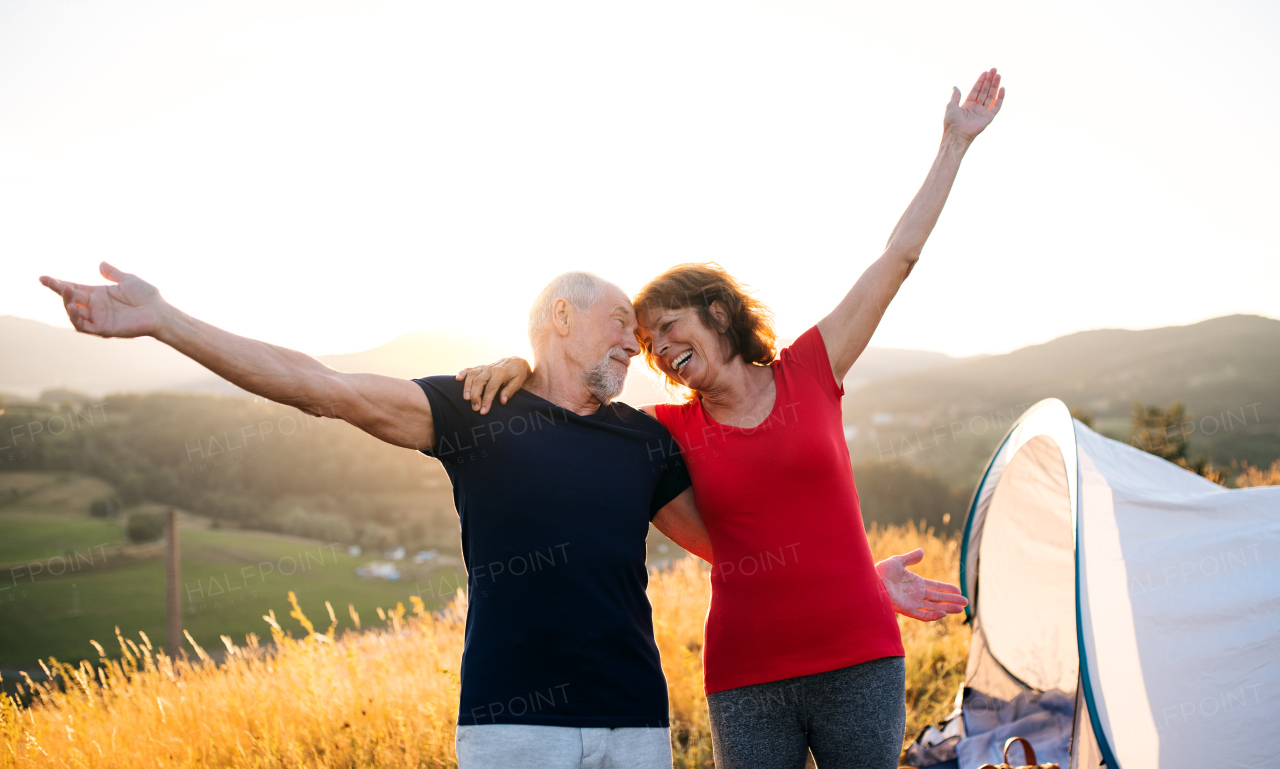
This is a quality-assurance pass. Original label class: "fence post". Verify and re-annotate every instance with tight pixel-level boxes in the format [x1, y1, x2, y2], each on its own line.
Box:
[166, 507, 181, 657]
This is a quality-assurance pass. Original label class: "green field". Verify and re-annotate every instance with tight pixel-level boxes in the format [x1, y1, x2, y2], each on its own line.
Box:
[0, 473, 466, 666]
[0, 518, 126, 563]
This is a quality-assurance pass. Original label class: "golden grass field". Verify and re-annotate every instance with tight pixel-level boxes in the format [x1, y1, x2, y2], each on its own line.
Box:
[1, 523, 966, 768]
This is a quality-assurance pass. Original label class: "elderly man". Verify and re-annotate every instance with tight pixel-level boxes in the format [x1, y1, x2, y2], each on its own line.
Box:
[40, 263, 711, 769]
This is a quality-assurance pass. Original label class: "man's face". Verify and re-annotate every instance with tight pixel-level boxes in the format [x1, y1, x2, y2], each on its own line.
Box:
[566, 285, 640, 403]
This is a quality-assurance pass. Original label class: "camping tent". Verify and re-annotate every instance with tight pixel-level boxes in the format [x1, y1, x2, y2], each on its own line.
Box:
[909, 398, 1280, 769]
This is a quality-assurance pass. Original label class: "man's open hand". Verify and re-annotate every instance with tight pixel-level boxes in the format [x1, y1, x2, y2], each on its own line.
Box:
[39, 262, 167, 339]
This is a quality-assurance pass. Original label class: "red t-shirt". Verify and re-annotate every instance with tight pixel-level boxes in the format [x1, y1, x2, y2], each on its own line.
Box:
[654, 325, 904, 694]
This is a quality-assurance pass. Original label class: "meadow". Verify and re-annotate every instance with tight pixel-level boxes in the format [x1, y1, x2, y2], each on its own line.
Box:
[0, 473, 466, 667]
[0, 521, 964, 768]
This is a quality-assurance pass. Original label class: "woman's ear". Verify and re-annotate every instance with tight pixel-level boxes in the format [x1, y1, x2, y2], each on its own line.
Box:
[708, 300, 730, 334]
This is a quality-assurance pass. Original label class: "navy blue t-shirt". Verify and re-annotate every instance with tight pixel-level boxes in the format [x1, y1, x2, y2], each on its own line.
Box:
[413, 375, 691, 728]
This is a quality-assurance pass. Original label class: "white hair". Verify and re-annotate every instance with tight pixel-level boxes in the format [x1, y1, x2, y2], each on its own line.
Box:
[527, 271, 620, 351]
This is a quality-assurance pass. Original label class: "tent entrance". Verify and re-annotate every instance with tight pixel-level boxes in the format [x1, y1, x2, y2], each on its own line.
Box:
[948, 432, 1098, 768]
[974, 432, 1077, 694]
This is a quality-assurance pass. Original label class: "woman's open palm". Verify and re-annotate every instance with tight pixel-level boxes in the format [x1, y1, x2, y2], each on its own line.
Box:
[876, 548, 969, 622]
[39, 262, 165, 339]
[944, 67, 1005, 140]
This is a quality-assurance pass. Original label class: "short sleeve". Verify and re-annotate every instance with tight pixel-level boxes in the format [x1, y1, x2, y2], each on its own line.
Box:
[777, 325, 844, 401]
[647, 428, 692, 520]
[411, 375, 474, 463]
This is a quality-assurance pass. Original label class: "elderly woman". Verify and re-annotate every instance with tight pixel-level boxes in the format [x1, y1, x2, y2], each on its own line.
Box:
[460, 68, 1004, 768]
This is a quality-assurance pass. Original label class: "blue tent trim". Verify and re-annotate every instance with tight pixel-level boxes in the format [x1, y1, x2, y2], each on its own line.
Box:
[1072, 418, 1121, 769]
[958, 410, 1121, 767]
[958, 425, 1017, 622]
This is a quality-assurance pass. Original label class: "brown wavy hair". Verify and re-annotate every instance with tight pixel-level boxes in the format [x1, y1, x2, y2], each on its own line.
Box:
[633, 263, 777, 379]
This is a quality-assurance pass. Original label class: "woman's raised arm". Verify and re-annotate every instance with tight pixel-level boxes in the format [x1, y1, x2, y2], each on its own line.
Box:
[817, 67, 1005, 382]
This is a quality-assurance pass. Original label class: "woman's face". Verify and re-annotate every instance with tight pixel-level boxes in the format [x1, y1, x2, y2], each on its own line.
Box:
[637, 305, 727, 391]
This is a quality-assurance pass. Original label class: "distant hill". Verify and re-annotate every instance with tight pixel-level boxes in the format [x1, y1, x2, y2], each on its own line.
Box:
[842, 314, 1280, 483]
[0, 315, 957, 407]
[843, 347, 978, 391]
[7, 313, 1278, 476]
[0, 315, 215, 398]
[317, 332, 508, 380]
[843, 314, 1279, 421]
[0, 316, 505, 398]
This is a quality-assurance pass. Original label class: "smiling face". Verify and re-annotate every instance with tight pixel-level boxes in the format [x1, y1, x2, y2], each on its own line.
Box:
[632, 263, 779, 395]
[637, 303, 731, 392]
[566, 284, 639, 403]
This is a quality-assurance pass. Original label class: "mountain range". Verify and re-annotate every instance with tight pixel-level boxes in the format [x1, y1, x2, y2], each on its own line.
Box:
[4, 313, 1279, 474]
[841, 314, 1279, 425]
[838, 314, 1280, 484]
[0, 315, 971, 407]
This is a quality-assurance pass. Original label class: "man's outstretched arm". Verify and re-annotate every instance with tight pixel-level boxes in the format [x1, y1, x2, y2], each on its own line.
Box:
[40, 262, 435, 451]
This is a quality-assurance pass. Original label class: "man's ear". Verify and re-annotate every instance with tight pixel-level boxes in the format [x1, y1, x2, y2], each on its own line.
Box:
[551, 297, 573, 338]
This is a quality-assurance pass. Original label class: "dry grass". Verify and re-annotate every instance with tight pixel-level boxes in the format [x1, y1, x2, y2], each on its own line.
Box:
[867, 523, 970, 751]
[1231, 458, 1280, 488]
[1, 524, 965, 768]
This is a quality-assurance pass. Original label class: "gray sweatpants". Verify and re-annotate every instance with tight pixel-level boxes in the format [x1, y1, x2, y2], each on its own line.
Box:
[705, 656, 906, 769]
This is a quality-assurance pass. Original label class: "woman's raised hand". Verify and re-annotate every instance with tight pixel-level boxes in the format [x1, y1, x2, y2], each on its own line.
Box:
[874, 548, 969, 622]
[456, 357, 533, 414]
[39, 262, 168, 339]
[944, 67, 1005, 142]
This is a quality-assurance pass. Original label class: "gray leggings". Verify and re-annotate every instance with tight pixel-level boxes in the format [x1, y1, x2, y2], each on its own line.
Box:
[706, 656, 906, 769]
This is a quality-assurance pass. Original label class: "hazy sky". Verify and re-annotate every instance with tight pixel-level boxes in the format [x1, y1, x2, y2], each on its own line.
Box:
[3, 0, 1277, 360]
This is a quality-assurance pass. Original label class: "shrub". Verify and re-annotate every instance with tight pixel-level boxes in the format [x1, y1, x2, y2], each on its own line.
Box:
[89, 496, 123, 518]
[125, 511, 166, 543]
[281, 507, 355, 543]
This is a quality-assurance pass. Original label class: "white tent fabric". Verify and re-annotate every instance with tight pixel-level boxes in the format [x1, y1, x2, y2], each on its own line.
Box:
[950, 398, 1280, 769]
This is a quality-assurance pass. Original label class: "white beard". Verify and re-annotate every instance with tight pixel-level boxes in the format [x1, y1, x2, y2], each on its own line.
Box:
[584, 347, 628, 404]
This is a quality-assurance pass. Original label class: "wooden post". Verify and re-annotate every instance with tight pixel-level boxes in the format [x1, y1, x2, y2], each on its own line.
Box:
[166, 508, 181, 657]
